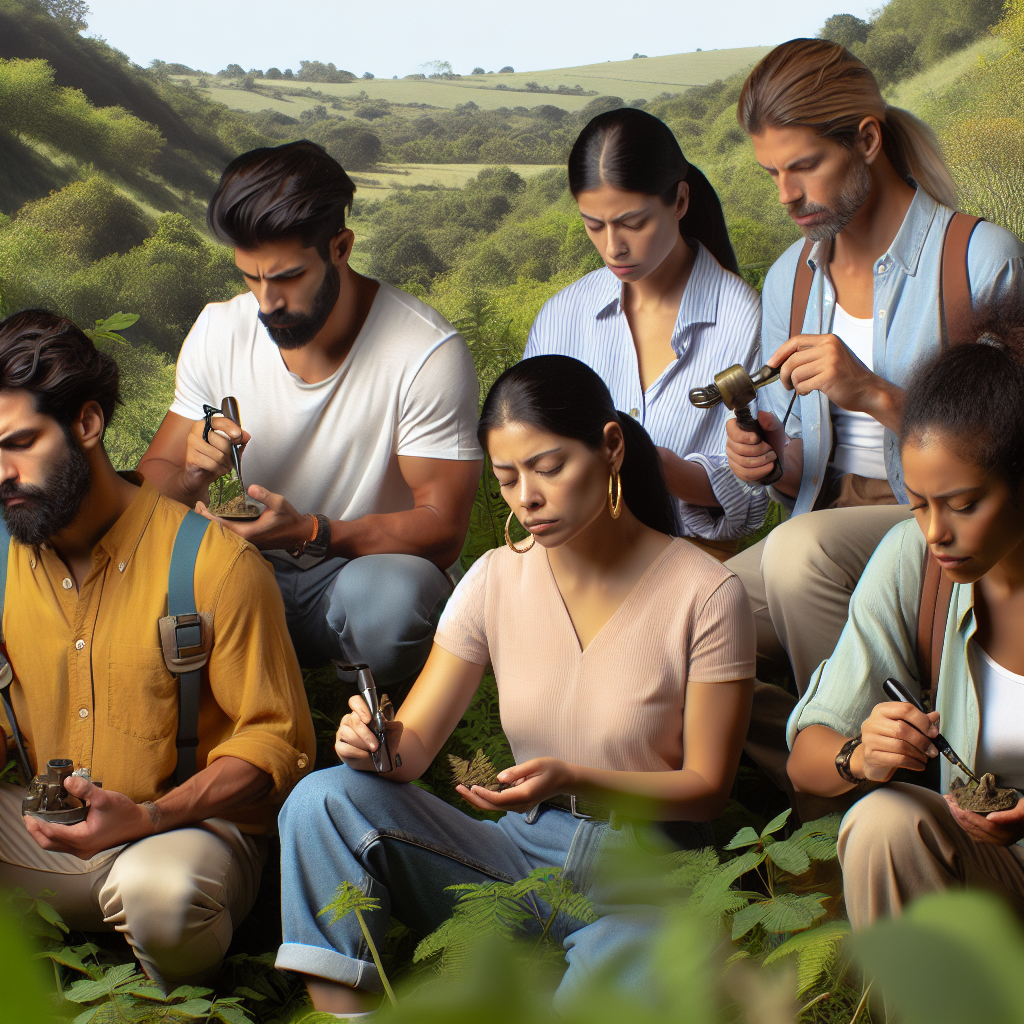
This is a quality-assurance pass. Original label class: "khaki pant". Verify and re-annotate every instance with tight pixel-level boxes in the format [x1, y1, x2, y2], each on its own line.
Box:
[727, 504, 915, 811]
[0, 785, 264, 987]
[839, 784, 1024, 929]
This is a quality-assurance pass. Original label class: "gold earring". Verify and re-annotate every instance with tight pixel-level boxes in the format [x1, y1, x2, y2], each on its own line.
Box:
[608, 470, 623, 519]
[505, 510, 535, 554]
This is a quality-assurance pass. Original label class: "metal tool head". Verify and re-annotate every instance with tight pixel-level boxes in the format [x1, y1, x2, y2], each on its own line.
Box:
[689, 363, 781, 411]
[22, 758, 89, 824]
[348, 663, 402, 774]
[216, 396, 260, 519]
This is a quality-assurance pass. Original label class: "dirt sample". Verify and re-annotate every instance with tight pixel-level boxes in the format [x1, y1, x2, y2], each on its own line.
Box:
[209, 494, 260, 519]
[949, 773, 1019, 813]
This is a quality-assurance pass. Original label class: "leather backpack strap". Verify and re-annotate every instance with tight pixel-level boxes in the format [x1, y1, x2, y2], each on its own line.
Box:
[790, 240, 815, 340]
[940, 212, 983, 346]
[916, 549, 955, 711]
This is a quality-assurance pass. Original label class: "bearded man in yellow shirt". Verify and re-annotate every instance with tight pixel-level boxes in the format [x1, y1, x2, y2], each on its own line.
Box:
[0, 309, 316, 987]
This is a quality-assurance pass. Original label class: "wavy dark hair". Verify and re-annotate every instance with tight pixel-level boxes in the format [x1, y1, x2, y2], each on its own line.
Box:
[208, 140, 356, 258]
[0, 309, 120, 433]
[900, 296, 1024, 495]
[478, 355, 678, 536]
[567, 107, 739, 274]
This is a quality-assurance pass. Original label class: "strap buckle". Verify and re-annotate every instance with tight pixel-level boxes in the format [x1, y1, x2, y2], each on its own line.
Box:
[569, 795, 592, 820]
[158, 613, 209, 674]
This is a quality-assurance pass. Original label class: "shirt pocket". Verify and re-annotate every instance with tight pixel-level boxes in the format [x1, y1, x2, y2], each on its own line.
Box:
[107, 643, 179, 742]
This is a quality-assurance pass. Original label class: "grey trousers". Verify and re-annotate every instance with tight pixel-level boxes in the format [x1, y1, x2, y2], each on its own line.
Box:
[726, 504, 915, 810]
[267, 553, 452, 691]
[0, 785, 264, 987]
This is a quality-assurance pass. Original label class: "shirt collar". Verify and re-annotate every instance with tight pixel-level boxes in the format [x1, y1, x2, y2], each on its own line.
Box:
[806, 188, 940, 279]
[95, 478, 161, 572]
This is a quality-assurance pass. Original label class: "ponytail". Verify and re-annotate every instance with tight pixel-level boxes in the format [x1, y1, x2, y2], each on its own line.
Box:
[479, 355, 680, 536]
[739, 39, 957, 208]
[568, 107, 739, 274]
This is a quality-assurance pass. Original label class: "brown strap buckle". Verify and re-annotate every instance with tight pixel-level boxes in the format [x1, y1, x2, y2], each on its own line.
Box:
[158, 613, 211, 674]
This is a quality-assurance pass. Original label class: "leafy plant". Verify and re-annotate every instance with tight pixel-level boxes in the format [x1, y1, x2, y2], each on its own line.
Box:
[413, 866, 597, 979]
[84, 311, 140, 348]
[318, 881, 397, 1006]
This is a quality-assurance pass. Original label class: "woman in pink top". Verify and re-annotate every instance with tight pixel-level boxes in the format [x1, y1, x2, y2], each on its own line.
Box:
[276, 355, 756, 1015]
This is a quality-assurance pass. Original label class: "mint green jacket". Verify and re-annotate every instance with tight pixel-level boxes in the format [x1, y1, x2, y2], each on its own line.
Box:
[786, 519, 981, 796]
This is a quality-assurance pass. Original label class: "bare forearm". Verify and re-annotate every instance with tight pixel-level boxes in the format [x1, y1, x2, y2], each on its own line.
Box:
[862, 379, 905, 434]
[329, 507, 466, 569]
[658, 449, 719, 508]
[569, 764, 734, 822]
[137, 457, 210, 508]
[787, 725, 858, 797]
[151, 756, 273, 831]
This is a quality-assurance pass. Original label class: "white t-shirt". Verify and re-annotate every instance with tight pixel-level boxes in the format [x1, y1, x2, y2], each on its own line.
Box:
[171, 283, 483, 530]
[828, 304, 887, 479]
[970, 642, 1024, 790]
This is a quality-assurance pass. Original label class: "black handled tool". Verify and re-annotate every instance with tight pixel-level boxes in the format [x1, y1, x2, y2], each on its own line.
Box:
[881, 677, 980, 783]
[689, 364, 786, 486]
[349, 663, 402, 774]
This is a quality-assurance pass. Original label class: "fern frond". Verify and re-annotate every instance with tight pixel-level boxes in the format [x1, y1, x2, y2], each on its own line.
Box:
[762, 919, 851, 995]
[788, 814, 842, 862]
[317, 882, 381, 926]
[733, 892, 829, 940]
[666, 847, 721, 890]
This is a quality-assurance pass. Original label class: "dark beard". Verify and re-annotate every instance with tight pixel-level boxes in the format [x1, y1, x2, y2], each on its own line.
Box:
[0, 431, 92, 546]
[258, 261, 341, 350]
[789, 159, 872, 242]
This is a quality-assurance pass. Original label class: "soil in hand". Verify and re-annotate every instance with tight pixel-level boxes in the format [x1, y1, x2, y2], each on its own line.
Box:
[950, 773, 1019, 813]
[210, 494, 260, 518]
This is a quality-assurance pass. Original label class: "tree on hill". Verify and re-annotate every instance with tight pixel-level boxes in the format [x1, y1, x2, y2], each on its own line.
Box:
[422, 59, 454, 78]
[499, 66, 514, 73]
[265, 67, 282, 79]
[217, 63, 244, 78]
[819, 13, 871, 49]
[304, 118, 382, 170]
[41, 0, 88, 33]
[362, 71, 374, 79]
[472, 67, 485, 75]
[297, 60, 356, 83]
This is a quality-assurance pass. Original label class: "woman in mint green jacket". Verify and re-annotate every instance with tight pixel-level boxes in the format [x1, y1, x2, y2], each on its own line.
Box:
[785, 297, 1024, 928]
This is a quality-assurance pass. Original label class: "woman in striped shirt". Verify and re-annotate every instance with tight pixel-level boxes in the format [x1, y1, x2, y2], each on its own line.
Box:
[524, 108, 766, 556]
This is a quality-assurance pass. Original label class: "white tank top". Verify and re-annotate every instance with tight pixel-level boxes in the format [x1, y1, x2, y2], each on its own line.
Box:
[828, 304, 888, 479]
[970, 641, 1024, 791]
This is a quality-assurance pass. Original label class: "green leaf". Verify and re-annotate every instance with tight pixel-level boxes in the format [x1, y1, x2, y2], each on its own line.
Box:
[318, 881, 382, 925]
[65, 963, 142, 1002]
[760, 807, 793, 839]
[724, 826, 761, 850]
[789, 813, 842, 861]
[71, 1009, 99, 1024]
[37, 947, 98, 976]
[95, 313, 140, 333]
[763, 919, 851, 994]
[209, 998, 256, 1023]
[166, 997, 215, 1016]
[735, 893, 829, 940]
[764, 838, 811, 875]
[34, 899, 69, 931]
[732, 900, 772, 940]
[231, 986, 267, 1000]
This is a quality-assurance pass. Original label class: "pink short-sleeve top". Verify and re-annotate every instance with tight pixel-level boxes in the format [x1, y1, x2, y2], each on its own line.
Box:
[434, 538, 756, 773]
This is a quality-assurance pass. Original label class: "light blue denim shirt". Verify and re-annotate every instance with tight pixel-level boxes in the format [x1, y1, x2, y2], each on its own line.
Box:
[787, 519, 987, 798]
[751, 190, 1024, 518]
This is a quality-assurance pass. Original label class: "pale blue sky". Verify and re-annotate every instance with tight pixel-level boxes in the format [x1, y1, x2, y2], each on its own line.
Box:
[87, 0, 874, 77]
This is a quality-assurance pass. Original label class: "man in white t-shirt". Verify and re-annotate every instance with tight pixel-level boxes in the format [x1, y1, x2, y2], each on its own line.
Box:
[139, 141, 483, 691]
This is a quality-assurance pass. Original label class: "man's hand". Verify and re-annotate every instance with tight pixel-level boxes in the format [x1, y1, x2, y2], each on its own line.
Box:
[850, 702, 940, 783]
[945, 794, 1024, 847]
[725, 410, 789, 486]
[197, 485, 310, 552]
[23, 776, 153, 860]
[457, 757, 576, 814]
[769, 334, 904, 431]
[183, 416, 251, 496]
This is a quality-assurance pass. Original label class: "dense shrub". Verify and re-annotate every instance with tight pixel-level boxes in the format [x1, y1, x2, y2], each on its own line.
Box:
[305, 118, 383, 170]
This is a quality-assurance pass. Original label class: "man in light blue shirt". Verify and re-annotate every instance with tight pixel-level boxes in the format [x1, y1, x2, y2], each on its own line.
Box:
[720, 39, 1024, 801]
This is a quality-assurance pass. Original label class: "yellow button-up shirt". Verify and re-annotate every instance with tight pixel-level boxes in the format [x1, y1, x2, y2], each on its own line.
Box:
[0, 481, 315, 833]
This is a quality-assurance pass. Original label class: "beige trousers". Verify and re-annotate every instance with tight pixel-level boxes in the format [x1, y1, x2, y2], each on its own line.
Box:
[727, 504, 915, 813]
[0, 785, 264, 987]
[839, 784, 1024, 929]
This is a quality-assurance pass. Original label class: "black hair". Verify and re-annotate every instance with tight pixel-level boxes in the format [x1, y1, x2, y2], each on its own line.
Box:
[0, 309, 120, 432]
[567, 107, 739, 275]
[900, 297, 1024, 494]
[208, 140, 356, 258]
[478, 355, 679, 536]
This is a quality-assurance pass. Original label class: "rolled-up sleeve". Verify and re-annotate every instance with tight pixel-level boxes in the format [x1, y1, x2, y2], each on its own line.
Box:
[204, 543, 316, 805]
[786, 520, 925, 749]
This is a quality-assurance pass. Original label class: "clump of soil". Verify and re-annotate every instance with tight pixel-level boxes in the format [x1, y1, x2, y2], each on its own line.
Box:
[209, 494, 260, 519]
[449, 749, 508, 791]
[950, 773, 1019, 813]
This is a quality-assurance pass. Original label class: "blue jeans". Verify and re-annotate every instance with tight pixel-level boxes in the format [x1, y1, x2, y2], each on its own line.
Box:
[276, 766, 711, 1010]
[267, 553, 451, 688]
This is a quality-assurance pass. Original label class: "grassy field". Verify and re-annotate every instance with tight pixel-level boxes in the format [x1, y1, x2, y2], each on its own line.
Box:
[351, 162, 561, 190]
[179, 45, 773, 117]
[884, 33, 1005, 108]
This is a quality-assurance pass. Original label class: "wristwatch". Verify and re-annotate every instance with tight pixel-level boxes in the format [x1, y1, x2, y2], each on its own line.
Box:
[290, 514, 331, 562]
[835, 735, 864, 784]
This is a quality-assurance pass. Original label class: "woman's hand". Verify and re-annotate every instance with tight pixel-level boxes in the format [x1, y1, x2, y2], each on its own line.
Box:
[334, 695, 404, 771]
[851, 702, 940, 783]
[457, 757, 576, 814]
[944, 794, 1024, 847]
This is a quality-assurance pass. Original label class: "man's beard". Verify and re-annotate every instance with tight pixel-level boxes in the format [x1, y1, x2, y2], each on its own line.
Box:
[258, 261, 341, 350]
[0, 432, 92, 546]
[789, 159, 872, 242]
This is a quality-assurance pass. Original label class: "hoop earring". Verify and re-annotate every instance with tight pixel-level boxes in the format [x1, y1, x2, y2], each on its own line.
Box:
[505, 510, 535, 554]
[608, 470, 623, 519]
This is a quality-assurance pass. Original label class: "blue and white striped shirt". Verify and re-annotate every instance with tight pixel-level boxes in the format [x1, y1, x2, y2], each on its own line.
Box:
[524, 242, 768, 539]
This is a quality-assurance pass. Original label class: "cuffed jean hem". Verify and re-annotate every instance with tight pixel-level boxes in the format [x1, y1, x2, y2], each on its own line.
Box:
[274, 942, 382, 993]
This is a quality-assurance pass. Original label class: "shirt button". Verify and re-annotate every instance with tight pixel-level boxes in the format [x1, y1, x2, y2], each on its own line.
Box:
[75, 639, 85, 651]
[629, 408, 639, 418]
[297, 754, 309, 770]
[62, 578, 74, 590]
[29, 559, 36, 570]
[118, 561, 126, 573]
[78, 707, 89, 719]
[879, 310, 886, 318]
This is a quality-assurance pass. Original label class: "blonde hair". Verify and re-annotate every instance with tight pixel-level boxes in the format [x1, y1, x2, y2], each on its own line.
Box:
[738, 38, 957, 209]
